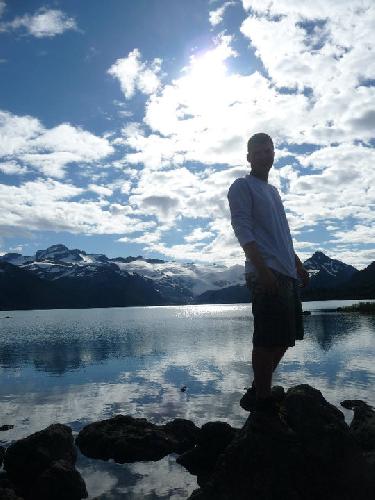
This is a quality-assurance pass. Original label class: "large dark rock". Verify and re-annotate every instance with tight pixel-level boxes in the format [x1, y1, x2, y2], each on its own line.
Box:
[163, 418, 200, 453]
[188, 384, 374, 500]
[0, 487, 23, 500]
[3, 423, 87, 499]
[76, 415, 199, 463]
[0, 426, 14, 432]
[177, 421, 238, 486]
[32, 459, 88, 500]
[341, 400, 375, 451]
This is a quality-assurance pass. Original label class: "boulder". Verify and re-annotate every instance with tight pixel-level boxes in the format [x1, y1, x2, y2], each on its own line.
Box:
[341, 399, 375, 451]
[0, 426, 14, 432]
[0, 488, 23, 500]
[163, 418, 200, 454]
[0, 476, 23, 499]
[177, 422, 238, 485]
[3, 423, 87, 500]
[32, 459, 87, 500]
[188, 384, 374, 500]
[76, 415, 199, 463]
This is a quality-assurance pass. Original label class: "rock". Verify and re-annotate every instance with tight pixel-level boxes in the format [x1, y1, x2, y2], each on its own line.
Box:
[341, 400, 375, 451]
[3, 423, 86, 500]
[197, 421, 237, 451]
[188, 384, 374, 500]
[32, 459, 88, 500]
[0, 426, 14, 432]
[76, 415, 199, 463]
[0, 476, 23, 499]
[177, 422, 238, 486]
[163, 418, 200, 453]
[0, 488, 23, 500]
[0, 446, 5, 467]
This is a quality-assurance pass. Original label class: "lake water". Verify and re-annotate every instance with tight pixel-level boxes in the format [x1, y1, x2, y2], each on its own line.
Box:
[0, 300, 374, 499]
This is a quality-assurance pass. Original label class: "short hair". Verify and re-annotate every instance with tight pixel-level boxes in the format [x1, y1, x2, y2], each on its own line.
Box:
[247, 133, 273, 152]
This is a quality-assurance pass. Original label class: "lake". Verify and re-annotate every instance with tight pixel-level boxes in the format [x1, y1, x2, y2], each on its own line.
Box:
[0, 300, 374, 499]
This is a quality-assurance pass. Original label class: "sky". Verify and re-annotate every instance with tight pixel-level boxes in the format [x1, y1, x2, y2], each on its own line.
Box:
[0, 0, 374, 269]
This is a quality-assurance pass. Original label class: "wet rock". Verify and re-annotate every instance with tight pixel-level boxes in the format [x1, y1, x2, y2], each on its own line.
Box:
[163, 418, 200, 453]
[188, 384, 374, 500]
[0, 426, 14, 432]
[0, 475, 23, 499]
[3, 423, 87, 500]
[32, 459, 87, 500]
[341, 400, 375, 451]
[0, 487, 23, 500]
[76, 415, 199, 463]
[177, 422, 238, 486]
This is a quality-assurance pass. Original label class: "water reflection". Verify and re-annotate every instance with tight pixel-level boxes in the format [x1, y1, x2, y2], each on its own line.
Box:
[0, 304, 374, 498]
[305, 313, 360, 351]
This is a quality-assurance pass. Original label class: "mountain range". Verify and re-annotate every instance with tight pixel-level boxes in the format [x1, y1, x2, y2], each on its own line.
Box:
[0, 244, 374, 310]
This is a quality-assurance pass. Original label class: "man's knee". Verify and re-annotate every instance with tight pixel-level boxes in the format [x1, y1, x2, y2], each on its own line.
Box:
[254, 345, 288, 354]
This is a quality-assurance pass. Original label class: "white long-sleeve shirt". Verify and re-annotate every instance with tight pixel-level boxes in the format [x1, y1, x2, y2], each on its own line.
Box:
[227, 174, 297, 279]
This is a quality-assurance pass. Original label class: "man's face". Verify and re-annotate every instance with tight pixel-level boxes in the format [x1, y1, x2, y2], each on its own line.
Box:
[247, 140, 275, 174]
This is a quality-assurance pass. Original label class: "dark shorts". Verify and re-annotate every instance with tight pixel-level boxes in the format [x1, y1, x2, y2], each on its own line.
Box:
[246, 269, 304, 348]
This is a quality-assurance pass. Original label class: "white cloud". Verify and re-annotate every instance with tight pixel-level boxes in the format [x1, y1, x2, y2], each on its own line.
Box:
[184, 227, 214, 243]
[0, 178, 155, 236]
[209, 2, 235, 27]
[0, 161, 28, 175]
[3, 8, 77, 37]
[108, 49, 162, 99]
[105, 6, 375, 268]
[87, 184, 113, 197]
[0, 111, 114, 178]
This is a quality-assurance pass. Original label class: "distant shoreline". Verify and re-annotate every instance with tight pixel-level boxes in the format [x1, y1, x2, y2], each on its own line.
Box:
[1, 298, 375, 313]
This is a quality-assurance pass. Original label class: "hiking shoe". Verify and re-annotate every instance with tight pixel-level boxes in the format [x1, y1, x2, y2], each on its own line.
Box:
[240, 384, 286, 412]
[254, 396, 280, 416]
[240, 382, 257, 411]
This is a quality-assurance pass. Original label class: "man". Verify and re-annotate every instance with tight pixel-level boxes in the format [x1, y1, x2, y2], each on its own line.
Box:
[227, 133, 309, 416]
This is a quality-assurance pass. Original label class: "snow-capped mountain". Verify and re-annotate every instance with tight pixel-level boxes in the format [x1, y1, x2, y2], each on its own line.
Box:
[0, 244, 245, 302]
[304, 251, 357, 288]
[1, 245, 373, 310]
[113, 258, 245, 301]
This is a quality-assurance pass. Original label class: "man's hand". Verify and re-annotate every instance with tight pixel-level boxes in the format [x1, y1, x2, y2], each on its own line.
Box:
[258, 267, 279, 294]
[297, 266, 310, 288]
[295, 253, 310, 288]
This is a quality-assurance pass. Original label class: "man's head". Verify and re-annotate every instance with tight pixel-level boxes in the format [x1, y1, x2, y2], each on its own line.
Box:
[247, 133, 274, 177]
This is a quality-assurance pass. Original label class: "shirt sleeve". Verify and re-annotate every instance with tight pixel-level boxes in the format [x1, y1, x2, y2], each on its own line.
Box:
[227, 178, 255, 247]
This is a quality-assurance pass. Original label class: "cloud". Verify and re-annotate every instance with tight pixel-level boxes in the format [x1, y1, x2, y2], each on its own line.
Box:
[184, 227, 214, 243]
[2, 8, 77, 38]
[0, 161, 28, 175]
[88, 184, 113, 197]
[108, 49, 162, 99]
[0, 178, 156, 236]
[209, 2, 235, 27]
[104, 5, 375, 268]
[0, 111, 114, 178]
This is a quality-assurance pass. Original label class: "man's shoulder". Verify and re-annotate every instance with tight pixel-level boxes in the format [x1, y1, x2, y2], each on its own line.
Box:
[228, 176, 251, 194]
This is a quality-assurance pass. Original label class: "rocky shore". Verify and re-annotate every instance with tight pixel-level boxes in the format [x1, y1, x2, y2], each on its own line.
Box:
[1, 384, 374, 499]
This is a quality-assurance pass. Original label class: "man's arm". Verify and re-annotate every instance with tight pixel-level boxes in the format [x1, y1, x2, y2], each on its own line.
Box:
[227, 180, 278, 294]
[295, 253, 310, 287]
[243, 241, 279, 294]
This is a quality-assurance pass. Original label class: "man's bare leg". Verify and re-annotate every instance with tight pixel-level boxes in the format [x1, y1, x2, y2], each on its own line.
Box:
[252, 346, 274, 399]
[252, 346, 288, 399]
[272, 346, 288, 372]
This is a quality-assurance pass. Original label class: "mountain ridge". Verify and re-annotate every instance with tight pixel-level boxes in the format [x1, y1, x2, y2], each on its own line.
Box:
[1, 245, 374, 310]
